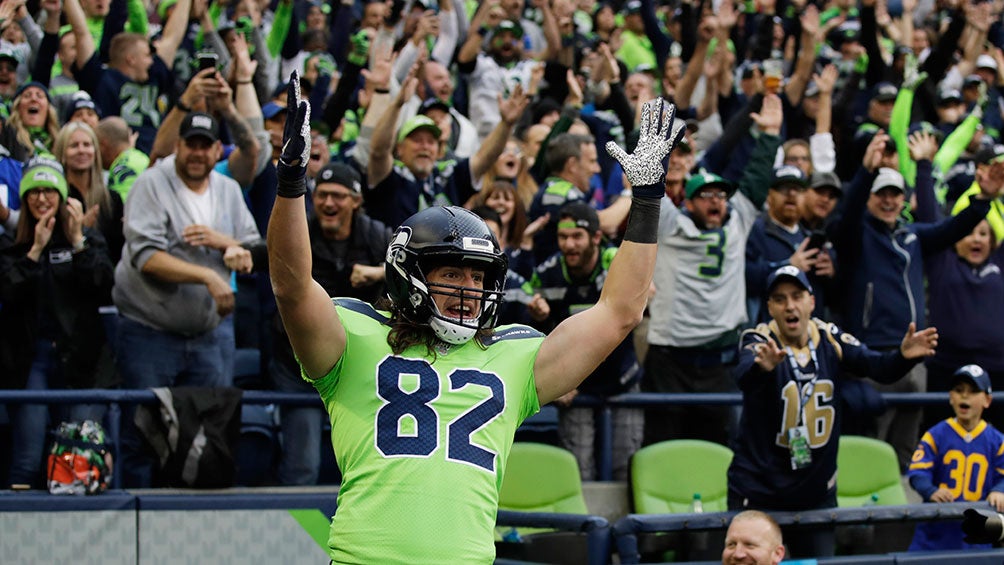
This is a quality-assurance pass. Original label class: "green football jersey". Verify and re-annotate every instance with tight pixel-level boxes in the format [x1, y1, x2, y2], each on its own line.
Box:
[314, 298, 543, 564]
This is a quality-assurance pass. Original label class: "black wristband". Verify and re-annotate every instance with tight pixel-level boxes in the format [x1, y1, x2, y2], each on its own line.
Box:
[176, 100, 192, 113]
[277, 170, 307, 198]
[622, 196, 661, 244]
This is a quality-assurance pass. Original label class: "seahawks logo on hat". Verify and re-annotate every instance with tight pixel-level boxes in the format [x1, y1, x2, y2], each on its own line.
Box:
[33, 171, 59, 184]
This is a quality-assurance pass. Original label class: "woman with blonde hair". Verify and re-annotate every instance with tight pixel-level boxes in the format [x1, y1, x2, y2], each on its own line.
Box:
[53, 121, 124, 265]
[473, 179, 547, 278]
[0, 82, 61, 162]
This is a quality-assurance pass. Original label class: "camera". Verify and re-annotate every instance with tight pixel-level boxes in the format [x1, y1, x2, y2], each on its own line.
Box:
[961, 508, 1004, 544]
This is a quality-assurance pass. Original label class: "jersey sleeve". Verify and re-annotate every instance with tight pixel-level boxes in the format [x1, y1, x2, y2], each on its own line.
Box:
[991, 433, 1004, 494]
[907, 430, 940, 500]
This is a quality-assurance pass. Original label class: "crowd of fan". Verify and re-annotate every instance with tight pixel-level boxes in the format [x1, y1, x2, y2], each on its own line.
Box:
[0, 0, 1002, 506]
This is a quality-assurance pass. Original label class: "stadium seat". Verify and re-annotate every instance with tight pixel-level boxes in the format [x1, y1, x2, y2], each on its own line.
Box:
[496, 443, 590, 564]
[836, 435, 907, 507]
[498, 442, 589, 515]
[235, 404, 278, 486]
[631, 440, 733, 514]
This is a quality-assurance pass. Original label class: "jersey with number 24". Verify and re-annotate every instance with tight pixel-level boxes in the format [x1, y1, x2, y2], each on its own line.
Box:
[312, 298, 543, 564]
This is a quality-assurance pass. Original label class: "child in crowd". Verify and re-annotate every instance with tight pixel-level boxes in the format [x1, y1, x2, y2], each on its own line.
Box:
[908, 364, 1004, 550]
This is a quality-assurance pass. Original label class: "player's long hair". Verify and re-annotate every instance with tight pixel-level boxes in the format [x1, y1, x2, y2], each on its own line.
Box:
[377, 298, 493, 357]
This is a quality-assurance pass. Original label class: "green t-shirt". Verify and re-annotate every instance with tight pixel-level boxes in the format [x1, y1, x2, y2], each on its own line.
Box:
[108, 147, 150, 201]
[314, 298, 542, 564]
[616, 30, 656, 72]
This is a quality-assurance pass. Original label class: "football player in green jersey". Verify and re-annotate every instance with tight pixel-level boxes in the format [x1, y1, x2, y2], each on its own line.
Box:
[267, 72, 686, 563]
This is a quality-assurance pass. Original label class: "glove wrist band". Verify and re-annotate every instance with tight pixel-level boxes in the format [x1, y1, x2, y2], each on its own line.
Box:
[622, 196, 661, 244]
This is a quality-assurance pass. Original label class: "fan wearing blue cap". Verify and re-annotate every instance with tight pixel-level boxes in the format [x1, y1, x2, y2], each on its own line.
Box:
[907, 363, 1004, 551]
[726, 264, 940, 558]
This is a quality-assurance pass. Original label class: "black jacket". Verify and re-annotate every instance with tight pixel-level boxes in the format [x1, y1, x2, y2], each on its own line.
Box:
[0, 226, 115, 389]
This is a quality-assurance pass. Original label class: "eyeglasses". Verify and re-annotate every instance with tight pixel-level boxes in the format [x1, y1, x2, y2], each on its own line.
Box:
[696, 190, 728, 200]
[26, 187, 59, 200]
[315, 191, 353, 202]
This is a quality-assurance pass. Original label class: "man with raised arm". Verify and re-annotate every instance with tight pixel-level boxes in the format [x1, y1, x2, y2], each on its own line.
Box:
[267, 71, 685, 563]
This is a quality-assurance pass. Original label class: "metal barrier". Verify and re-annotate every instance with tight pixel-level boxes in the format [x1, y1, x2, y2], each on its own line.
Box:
[0, 390, 952, 487]
[611, 501, 995, 564]
[496, 509, 611, 565]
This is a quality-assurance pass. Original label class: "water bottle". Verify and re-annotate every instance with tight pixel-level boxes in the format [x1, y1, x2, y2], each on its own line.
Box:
[690, 493, 708, 552]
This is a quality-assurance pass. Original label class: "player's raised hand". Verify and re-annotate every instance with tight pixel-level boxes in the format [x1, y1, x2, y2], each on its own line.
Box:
[276, 71, 311, 198]
[753, 338, 787, 372]
[605, 98, 686, 198]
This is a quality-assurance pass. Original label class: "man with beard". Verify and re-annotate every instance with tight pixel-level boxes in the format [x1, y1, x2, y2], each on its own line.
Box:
[523, 202, 643, 480]
[745, 166, 835, 324]
[641, 94, 783, 448]
[269, 162, 392, 485]
[727, 265, 938, 558]
[458, 3, 558, 140]
[112, 112, 264, 487]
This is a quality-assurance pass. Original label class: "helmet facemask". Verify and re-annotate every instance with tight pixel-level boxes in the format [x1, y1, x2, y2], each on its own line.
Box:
[419, 257, 505, 345]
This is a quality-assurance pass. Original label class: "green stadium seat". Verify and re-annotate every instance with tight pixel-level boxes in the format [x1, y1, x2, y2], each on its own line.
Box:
[836, 435, 907, 507]
[631, 440, 733, 514]
[498, 442, 589, 515]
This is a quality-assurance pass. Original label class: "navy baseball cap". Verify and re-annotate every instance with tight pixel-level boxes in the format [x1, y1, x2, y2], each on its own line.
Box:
[952, 364, 992, 394]
[769, 165, 809, 189]
[871, 82, 898, 102]
[558, 201, 600, 234]
[766, 265, 813, 294]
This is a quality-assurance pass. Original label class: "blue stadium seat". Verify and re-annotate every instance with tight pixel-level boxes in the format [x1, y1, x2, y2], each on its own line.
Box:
[235, 404, 278, 486]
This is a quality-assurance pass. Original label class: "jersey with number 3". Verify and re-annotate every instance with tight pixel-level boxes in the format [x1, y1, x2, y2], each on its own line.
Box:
[313, 298, 543, 564]
[908, 419, 1004, 550]
[647, 192, 758, 348]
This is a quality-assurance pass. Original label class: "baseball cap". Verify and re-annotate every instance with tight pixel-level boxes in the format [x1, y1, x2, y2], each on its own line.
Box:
[804, 81, 820, 98]
[977, 54, 998, 72]
[810, 171, 843, 195]
[766, 264, 813, 294]
[262, 102, 287, 120]
[973, 144, 1004, 165]
[739, 61, 762, 80]
[938, 88, 963, 105]
[908, 120, 944, 143]
[557, 201, 600, 234]
[871, 82, 898, 102]
[397, 114, 441, 143]
[0, 46, 18, 68]
[952, 364, 992, 394]
[624, 0, 643, 14]
[63, 92, 99, 124]
[418, 97, 451, 115]
[769, 165, 809, 189]
[494, 19, 524, 38]
[179, 112, 220, 142]
[964, 74, 983, 88]
[685, 172, 734, 199]
[871, 167, 905, 194]
[19, 156, 67, 201]
[316, 162, 362, 193]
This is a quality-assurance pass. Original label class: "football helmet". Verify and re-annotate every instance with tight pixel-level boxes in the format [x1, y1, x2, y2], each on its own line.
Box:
[385, 206, 508, 344]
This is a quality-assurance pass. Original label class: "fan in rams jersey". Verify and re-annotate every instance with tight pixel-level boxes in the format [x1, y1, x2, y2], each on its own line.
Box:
[726, 265, 939, 558]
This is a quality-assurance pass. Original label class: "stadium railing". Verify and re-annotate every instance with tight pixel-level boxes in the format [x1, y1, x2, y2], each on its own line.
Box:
[0, 390, 950, 487]
[611, 501, 998, 564]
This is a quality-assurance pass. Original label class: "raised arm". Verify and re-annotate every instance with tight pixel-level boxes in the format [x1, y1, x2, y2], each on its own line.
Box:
[367, 63, 415, 187]
[533, 99, 685, 404]
[155, 0, 192, 66]
[64, 0, 96, 69]
[268, 74, 346, 380]
[471, 84, 530, 179]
